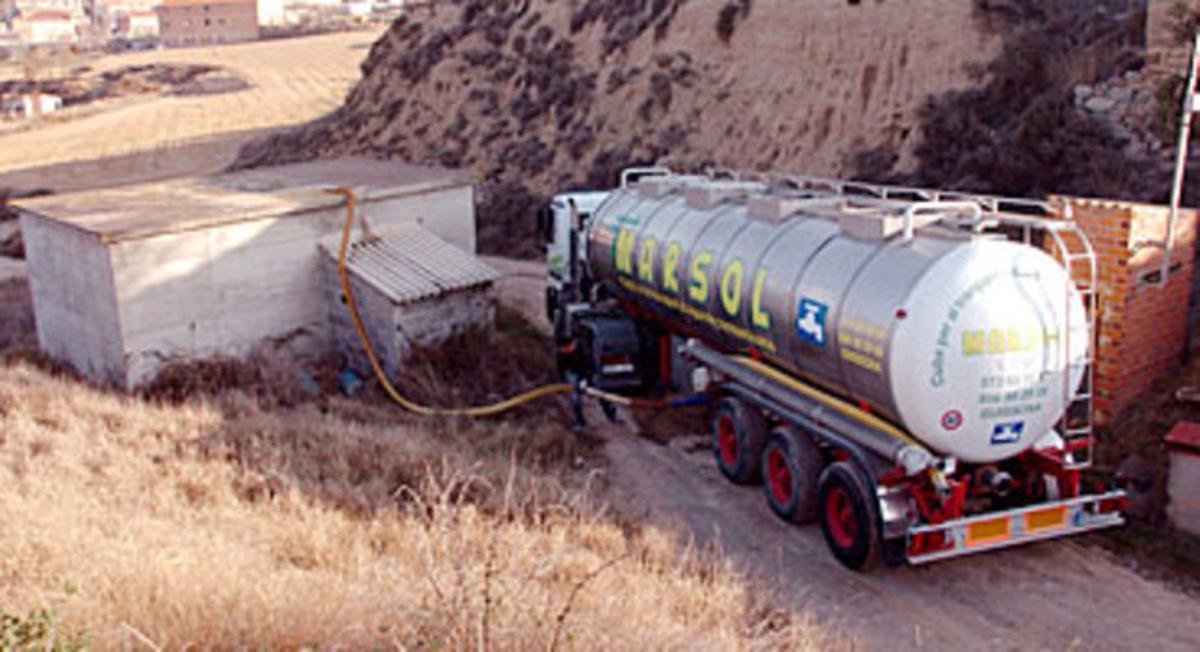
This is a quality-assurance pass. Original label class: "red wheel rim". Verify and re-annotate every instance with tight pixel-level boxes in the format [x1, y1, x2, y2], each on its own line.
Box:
[826, 486, 857, 549]
[766, 447, 793, 505]
[717, 415, 738, 467]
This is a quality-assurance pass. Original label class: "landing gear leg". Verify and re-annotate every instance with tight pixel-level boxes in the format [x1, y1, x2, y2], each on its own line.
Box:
[568, 372, 586, 430]
[599, 399, 621, 425]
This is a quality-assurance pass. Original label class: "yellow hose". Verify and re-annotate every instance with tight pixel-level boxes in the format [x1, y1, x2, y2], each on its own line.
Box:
[326, 187, 574, 417]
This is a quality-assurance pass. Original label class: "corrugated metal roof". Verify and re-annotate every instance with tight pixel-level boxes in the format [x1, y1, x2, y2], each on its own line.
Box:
[320, 226, 499, 305]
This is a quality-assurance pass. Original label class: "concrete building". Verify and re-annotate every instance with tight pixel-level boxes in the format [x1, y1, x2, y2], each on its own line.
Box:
[18, 9, 77, 43]
[156, 0, 257, 47]
[1166, 421, 1200, 537]
[320, 225, 498, 381]
[17, 158, 478, 387]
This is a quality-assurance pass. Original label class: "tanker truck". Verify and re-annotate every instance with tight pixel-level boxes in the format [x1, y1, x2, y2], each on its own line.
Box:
[543, 169, 1126, 570]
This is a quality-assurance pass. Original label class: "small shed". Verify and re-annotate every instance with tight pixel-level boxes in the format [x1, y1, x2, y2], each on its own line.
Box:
[1166, 422, 1200, 537]
[319, 225, 500, 380]
[17, 158, 477, 387]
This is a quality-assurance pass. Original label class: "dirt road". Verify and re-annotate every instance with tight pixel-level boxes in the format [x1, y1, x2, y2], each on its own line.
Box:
[488, 256, 1200, 651]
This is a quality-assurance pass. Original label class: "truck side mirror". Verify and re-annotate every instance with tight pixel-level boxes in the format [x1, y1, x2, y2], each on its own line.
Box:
[537, 207, 554, 243]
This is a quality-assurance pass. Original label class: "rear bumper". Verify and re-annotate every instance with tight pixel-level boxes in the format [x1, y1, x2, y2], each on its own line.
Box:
[906, 490, 1125, 565]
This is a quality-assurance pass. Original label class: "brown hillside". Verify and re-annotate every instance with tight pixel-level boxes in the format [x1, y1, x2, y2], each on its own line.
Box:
[234, 0, 1002, 255]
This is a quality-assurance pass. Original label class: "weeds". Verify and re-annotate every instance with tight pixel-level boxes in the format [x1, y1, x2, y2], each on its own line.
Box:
[0, 609, 86, 652]
[715, 1, 753, 45]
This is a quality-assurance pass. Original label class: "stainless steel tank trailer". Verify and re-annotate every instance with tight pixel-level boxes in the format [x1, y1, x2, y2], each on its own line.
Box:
[540, 169, 1127, 570]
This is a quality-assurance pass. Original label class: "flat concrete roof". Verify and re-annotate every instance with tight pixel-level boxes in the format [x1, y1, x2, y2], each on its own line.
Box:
[16, 158, 474, 244]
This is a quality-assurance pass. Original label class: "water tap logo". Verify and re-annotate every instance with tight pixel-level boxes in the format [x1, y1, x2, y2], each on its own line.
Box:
[991, 421, 1025, 445]
[795, 298, 828, 348]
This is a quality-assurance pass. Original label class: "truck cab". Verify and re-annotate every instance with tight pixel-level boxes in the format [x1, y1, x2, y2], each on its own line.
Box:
[542, 190, 610, 318]
[539, 167, 671, 325]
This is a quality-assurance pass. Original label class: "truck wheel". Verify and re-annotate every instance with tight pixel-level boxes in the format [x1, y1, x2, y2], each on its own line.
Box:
[817, 461, 881, 572]
[762, 426, 823, 524]
[711, 397, 767, 485]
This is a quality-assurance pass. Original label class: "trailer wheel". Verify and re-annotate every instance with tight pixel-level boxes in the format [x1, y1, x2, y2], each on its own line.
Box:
[711, 397, 767, 485]
[762, 426, 823, 524]
[817, 461, 881, 572]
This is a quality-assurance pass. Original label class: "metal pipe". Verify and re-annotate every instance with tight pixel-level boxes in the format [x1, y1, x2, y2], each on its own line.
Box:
[1157, 31, 1200, 288]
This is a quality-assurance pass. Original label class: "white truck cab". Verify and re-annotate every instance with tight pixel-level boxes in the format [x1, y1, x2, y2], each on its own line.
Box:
[539, 167, 670, 324]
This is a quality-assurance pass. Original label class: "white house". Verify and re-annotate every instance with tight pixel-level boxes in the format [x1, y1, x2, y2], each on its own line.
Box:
[2, 93, 63, 119]
[257, 0, 283, 26]
[19, 9, 77, 43]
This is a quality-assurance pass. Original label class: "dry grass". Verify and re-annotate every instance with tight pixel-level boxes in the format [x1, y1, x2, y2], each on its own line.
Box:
[392, 306, 561, 410]
[0, 309, 841, 649]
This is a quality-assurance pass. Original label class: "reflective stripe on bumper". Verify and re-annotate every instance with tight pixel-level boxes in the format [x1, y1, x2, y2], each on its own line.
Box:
[906, 490, 1126, 565]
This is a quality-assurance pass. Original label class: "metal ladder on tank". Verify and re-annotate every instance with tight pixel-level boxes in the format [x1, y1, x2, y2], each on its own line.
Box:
[1039, 214, 1098, 471]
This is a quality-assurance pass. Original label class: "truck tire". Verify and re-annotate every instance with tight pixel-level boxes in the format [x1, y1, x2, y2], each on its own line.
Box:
[711, 397, 767, 485]
[817, 461, 881, 572]
[761, 426, 823, 524]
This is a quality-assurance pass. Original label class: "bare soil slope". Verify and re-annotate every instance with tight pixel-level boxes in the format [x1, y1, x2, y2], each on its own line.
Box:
[234, 0, 1003, 255]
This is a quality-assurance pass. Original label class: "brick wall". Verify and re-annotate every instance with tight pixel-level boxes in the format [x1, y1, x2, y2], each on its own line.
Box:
[1056, 198, 1198, 424]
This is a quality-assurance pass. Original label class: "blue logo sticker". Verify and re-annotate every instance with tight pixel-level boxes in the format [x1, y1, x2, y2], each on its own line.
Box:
[991, 421, 1025, 445]
[795, 298, 828, 347]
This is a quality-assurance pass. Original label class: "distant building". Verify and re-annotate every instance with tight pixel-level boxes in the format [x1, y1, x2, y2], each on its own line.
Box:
[2, 93, 63, 119]
[256, 0, 281, 26]
[115, 8, 157, 36]
[12, 0, 85, 15]
[18, 9, 78, 43]
[343, 0, 369, 19]
[156, 0, 257, 47]
[104, 0, 160, 12]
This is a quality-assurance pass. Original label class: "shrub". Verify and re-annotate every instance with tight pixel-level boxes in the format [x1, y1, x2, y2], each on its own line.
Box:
[715, 3, 741, 44]
[902, 15, 1153, 201]
[0, 609, 86, 651]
